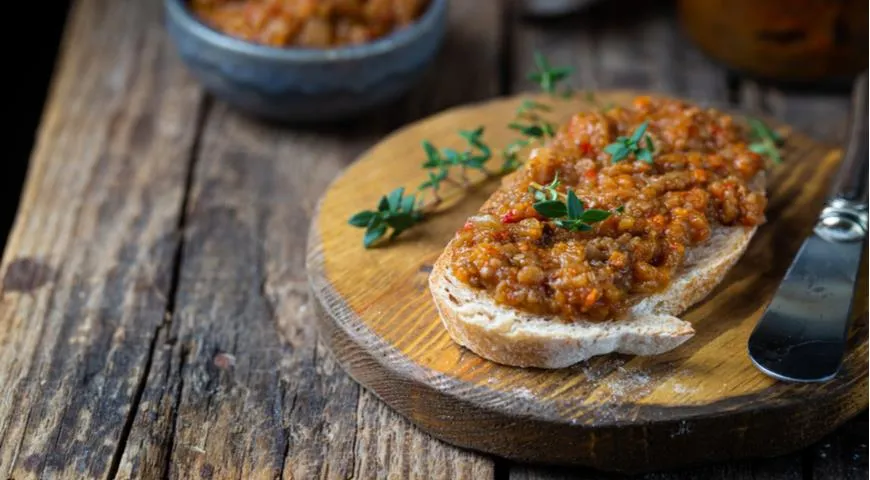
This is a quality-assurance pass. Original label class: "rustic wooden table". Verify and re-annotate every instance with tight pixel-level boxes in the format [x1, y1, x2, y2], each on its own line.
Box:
[0, 0, 866, 479]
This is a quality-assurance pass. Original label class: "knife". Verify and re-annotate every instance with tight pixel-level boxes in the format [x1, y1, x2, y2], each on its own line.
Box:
[748, 72, 869, 383]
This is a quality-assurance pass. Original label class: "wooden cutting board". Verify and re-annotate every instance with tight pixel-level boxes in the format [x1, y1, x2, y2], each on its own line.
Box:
[305, 91, 868, 473]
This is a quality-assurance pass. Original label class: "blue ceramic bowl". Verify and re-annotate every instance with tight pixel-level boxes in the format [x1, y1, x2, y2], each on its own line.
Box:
[164, 0, 447, 122]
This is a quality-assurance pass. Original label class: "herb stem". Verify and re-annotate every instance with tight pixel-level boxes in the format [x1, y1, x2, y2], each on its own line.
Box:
[529, 181, 567, 201]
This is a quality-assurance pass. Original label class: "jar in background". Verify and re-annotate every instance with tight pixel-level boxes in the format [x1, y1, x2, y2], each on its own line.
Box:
[677, 0, 868, 85]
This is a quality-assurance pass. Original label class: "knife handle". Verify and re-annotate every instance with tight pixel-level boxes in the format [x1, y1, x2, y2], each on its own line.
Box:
[816, 72, 869, 244]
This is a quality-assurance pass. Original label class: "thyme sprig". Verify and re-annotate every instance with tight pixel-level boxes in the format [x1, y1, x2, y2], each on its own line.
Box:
[527, 52, 574, 97]
[528, 185, 621, 232]
[604, 121, 655, 164]
[747, 117, 784, 164]
[348, 187, 423, 247]
[348, 51, 578, 248]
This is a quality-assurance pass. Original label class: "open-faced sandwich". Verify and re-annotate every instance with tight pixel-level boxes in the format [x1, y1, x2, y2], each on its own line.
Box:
[429, 96, 768, 368]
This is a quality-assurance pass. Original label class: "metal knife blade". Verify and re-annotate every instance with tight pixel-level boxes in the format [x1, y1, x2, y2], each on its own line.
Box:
[748, 72, 869, 383]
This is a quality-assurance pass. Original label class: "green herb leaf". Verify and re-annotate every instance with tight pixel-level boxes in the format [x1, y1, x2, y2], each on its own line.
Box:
[464, 155, 489, 169]
[386, 187, 404, 212]
[348, 211, 377, 227]
[509, 122, 545, 138]
[421, 140, 441, 168]
[505, 139, 529, 153]
[605, 123, 655, 164]
[615, 205, 626, 214]
[636, 148, 654, 164]
[441, 148, 462, 165]
[566, 190, 584, 218]
[385, 212, 417, 231]
[629, 121, 649, 143]
[459, 126, 485, 143]
[533, 200, 568, 218]
[581, 209, 611, 223]
[749, 143, 768, 155]
[528, 51, 574, 95]
[605, 143, 630, 163]
[363, 224, 388, 248]
[519, 99, 551, 113]
[377, 195, 390, 212]
[401, 193, 416, 213]
[603, 142, 625, 155]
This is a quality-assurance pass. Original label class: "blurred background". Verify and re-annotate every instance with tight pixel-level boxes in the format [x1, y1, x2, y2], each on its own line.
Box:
[6, 0, 868, 251]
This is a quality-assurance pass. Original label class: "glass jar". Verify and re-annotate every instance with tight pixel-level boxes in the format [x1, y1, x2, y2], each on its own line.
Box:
[677, 0, 868, 85]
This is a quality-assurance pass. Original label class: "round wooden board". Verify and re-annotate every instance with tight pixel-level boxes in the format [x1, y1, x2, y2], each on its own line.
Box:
[306, 91, 869, 473]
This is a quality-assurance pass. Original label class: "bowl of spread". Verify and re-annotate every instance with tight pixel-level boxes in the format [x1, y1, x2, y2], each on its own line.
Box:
[164, 0, 447, 122]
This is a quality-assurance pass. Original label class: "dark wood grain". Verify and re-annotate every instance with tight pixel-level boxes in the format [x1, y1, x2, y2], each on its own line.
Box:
[1, 0, 866, 477]
[116, 1, 503, 479]
[0, 0, 204, 478]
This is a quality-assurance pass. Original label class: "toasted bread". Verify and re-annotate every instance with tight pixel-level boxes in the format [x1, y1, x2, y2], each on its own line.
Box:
[429, 156, 765, 368]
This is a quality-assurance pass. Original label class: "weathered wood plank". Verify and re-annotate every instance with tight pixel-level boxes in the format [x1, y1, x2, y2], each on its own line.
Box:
[0, 0, 204, 478]
[118, 1, 503, 479]
[810, 410, 868, 480]
[512, 1, 728, 101]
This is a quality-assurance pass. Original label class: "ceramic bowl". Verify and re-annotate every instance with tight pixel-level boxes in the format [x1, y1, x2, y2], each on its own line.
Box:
[164, 0, 447, 122]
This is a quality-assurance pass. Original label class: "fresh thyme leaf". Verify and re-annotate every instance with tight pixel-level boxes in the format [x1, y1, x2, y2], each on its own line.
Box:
[518, 99, 551, 114]
[441, 148, 462, 165]
[629, 121, 649, 143]
[386, 187, 404, 212]
[377, 195, 390, 212]
[421, 140, 440, 167]
[636, 148, 654, 164]
[749, 143, 768, 155]
[385, 212, 417, 232]
[605, 123, 656, 164]
[533, 200, 567, 218]
[747, 117, 784, 164]
[528, 51, 574, 95]
[605, 143, 630, 163]
[348, 211, 377, 227]
[459, 126, 485, 143]
[749, 118, 783, 144]
[401, 193, 416, 213]
[363, 223, 387, 248]
[509, 122, 545, 138]
[528, 183, 619, 232]
[419, 170, 448, 191]
[463, 155, 489, 169]
[603, 142, 627, 155]
[615, 205, 625, 214]
[580, 209, 611, 223]
[542, 122, 556, 138]
[566, 190, 584, 218]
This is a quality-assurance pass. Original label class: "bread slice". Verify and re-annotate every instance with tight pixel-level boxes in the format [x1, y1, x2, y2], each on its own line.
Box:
[429, 174, 766, 369]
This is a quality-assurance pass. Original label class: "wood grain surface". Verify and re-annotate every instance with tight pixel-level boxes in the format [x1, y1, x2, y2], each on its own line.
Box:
[307, 91, 869, 472]
[1, 0, 866, 478]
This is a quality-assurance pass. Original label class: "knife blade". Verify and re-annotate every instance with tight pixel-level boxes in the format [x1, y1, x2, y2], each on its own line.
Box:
[748, 72, 869, 383]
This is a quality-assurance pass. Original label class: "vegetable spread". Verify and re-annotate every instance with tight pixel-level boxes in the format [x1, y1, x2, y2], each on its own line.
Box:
[191, 0, 430, 48]
[450, 96, 767, 322]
